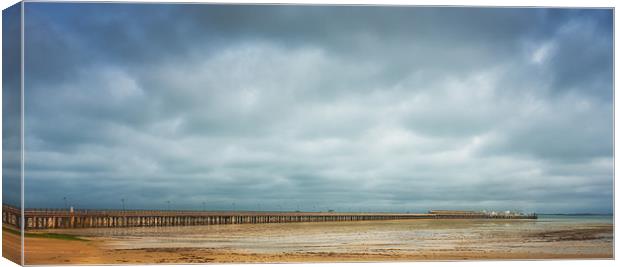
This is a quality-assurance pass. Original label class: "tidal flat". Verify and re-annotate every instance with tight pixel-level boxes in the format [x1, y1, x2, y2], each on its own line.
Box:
[15, 215, 613, 264]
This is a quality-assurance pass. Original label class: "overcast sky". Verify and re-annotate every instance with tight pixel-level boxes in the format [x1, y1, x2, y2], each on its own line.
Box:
[19, 3, 613, 213]
[2, 3, 21, 208]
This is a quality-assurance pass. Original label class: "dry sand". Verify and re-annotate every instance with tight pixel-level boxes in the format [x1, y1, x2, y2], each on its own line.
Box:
[8, 219, 613, 264]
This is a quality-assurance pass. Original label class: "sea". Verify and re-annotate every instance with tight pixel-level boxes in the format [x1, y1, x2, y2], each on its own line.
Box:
[536, 214, 613, 224]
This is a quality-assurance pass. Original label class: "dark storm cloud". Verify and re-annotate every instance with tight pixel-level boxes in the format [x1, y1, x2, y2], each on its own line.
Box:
[21, 3, 613, 213]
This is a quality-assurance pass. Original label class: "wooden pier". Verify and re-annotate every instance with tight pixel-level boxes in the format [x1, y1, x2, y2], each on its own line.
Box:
[2, 205, 537, 229]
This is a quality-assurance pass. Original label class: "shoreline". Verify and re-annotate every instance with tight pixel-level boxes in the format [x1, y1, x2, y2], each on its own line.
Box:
[18, 235, 614, 265]
[3, 218, 613, 264]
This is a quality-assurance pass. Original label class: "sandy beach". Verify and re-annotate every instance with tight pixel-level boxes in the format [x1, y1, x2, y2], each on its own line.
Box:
[9, 216, 612, 264]
[2, 227, 21, 264]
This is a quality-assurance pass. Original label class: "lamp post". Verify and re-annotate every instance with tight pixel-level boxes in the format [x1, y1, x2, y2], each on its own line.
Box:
[202, 201, 206, 211]
[121, 198, 125, 211]
[63, 197, 68, 210]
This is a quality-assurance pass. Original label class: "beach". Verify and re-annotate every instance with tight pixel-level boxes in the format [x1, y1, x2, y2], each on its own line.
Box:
[11, 216, 614, 264]
[2, 227, 21, 264]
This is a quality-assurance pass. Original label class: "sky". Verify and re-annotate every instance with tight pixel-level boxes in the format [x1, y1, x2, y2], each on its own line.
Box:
[15, 3, 613, 213]
[2, 3, 22, 208]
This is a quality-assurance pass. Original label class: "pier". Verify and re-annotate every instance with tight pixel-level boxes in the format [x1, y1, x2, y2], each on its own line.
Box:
[2, 205, 537, 229]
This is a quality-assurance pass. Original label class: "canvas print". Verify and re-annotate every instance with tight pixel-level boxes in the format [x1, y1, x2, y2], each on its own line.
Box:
[2, 2, 23, 265]
[2, 1, 614, 265]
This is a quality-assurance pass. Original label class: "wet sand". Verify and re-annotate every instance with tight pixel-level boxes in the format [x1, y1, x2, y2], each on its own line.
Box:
[16, 219, 614, 264]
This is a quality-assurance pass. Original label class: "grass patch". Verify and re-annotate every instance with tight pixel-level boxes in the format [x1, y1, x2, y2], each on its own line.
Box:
[26, 232, 87, 241]
[2, 226, 21, 236]
[3, 227, 87, 241]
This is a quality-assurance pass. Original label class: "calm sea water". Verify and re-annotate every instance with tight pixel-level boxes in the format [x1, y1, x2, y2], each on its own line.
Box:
[536, 214, 613, 224]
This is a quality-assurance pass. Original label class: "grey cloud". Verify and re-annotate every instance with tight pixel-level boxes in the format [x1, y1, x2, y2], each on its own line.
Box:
[20, 4, 613, 214]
